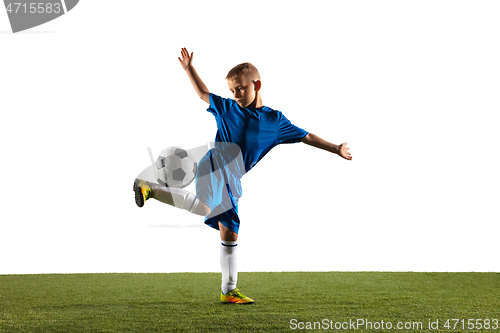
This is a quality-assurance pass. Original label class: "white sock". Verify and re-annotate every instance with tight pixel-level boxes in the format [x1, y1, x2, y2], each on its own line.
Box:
[151, 185, 199, 213]
[220, 240, 238, 294]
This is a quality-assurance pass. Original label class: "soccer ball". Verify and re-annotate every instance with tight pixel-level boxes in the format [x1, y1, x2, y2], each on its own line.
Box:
[155, 147, 197, 188]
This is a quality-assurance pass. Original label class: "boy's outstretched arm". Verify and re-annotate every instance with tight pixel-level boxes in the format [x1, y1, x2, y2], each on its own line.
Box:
[178, 48, 210, 104]
[301, 133, 352, 160]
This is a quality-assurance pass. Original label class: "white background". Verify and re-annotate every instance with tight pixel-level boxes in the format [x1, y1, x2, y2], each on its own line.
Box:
[1, 1, 499, 274]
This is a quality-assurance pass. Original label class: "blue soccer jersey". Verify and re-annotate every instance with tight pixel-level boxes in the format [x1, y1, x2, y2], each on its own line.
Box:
[197, 93, 308, 233]
[208, 94, 308, 172]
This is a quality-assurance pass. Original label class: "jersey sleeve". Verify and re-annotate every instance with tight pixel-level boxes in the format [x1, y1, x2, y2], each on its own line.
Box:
[207, 93, 233, 117]
[277, 112, 308, 144]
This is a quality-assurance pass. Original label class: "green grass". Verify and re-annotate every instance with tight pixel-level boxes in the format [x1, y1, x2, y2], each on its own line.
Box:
[0, 272, 498, 332]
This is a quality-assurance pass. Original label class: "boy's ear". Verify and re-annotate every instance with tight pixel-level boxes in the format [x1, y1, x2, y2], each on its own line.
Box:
[253, 80, 261, 91]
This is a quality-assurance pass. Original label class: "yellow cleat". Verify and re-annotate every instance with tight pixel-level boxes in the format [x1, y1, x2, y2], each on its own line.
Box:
[221, 288, 255, 305]
[133, 179, 152, 207]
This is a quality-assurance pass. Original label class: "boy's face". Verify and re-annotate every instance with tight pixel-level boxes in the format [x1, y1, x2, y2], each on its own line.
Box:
[227, 75, 261, 108]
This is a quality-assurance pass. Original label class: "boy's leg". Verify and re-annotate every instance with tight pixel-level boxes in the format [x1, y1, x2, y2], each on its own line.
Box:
[219, 222, 254, 304]
[220, 223, 238, 294]
[133, 179, 211, 216]
[220, 222, 238, 293]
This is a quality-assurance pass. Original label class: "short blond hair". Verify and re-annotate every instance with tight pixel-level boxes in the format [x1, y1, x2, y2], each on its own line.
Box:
[225, 62, 261, 81]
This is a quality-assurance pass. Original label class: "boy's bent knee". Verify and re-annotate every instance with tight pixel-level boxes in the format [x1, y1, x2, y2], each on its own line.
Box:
[193, 201, 211, 216]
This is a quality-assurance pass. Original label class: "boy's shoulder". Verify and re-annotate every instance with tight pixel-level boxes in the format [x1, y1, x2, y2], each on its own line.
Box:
[211, 93, 283, 116]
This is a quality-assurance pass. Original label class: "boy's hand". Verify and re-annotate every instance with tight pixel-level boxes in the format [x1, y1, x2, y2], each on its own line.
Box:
[178, 47, 210, 104]
[178, 47, 193, 70]
[338, 142, 352, 160]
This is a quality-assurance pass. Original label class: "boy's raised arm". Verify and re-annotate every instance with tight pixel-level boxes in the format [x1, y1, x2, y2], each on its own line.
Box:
[301, 133, 352, 160]
[178, 48, 210, 104]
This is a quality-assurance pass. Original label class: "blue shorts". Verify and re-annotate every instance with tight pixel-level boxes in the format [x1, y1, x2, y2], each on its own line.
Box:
[195, 148, 243, 234]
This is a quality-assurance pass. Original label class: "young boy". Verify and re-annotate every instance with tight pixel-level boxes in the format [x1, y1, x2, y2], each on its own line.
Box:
[134, 48, 352, 304]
